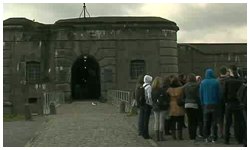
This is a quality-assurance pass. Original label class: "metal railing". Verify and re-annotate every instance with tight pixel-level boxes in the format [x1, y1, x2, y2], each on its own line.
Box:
[107, 90, 132, 113]
[43, 91, 65, 115]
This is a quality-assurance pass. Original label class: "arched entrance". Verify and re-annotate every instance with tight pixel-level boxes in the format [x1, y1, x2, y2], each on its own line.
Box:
[71, 55, 101, 100]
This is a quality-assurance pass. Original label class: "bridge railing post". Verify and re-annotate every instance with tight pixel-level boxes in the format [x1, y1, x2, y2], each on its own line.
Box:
[107, 89, 131, 113]
[42, 91, 65, 115]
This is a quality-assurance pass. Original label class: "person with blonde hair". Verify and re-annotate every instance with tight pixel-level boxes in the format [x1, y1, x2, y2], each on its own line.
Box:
[151, 77, 170, 141]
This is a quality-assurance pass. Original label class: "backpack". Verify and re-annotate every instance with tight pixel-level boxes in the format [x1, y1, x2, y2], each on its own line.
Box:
[136, 84, 149, 107]
[237, 83, 247, 109]
[177, 96, 185, 107]
[218, 77, 228, 99]
[155, 90, 170, 110]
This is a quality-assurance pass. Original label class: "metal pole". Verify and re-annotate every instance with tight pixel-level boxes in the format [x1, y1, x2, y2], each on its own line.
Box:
[83, 3, 86, 18]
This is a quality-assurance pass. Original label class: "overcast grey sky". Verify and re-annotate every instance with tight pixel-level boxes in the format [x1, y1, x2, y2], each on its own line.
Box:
[3, 3, 247, 43]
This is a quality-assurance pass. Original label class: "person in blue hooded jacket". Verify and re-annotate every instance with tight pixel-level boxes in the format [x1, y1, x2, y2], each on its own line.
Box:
[200, 69, 220, 143]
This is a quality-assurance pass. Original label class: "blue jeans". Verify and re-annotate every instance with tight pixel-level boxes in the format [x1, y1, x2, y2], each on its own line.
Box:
[153, 110, 168, 131]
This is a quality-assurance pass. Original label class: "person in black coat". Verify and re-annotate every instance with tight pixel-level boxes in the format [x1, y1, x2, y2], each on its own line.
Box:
[134, 75, 144, 135]
[183, 73, 200, 142]
[237, 82, 247, 147]
[224, 65, 244, 145]
[216, 66, 229, 139]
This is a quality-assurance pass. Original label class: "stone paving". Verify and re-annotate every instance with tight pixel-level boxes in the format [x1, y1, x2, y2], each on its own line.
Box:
[3, 116, 47, 147]
[126, 112, 243, 147]
[30, 101, 153, 147]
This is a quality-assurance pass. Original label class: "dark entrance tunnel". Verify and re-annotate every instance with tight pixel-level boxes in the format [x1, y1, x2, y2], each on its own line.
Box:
[71, 55, 101, 100]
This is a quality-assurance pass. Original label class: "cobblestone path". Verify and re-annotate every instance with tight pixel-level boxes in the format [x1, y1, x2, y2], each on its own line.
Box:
[30, 101, 152, 147]
[3, 116, 46, 147]
[126, 112, 243, 147]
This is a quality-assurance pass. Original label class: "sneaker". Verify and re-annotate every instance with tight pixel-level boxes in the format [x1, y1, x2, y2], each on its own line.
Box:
[205, 138, 211, 143]
[198, 135, 203, 138]
[212, 137, 217, 143]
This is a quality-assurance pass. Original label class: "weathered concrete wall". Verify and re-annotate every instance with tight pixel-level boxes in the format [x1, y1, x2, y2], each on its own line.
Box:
[3, 18, 179, 113]
[115, 29, 178, 95]
[3, 28, 54, 114]
[53, 28, 178, 99]
[159, 37, 178, 78]
[3, 39, 11, 103]
[178, 44, 247, 78]
[3, 29, 179, 107]
[116, 40, 159, 93]
[4, 19, 247, 116]
[53, 30, 118, 100]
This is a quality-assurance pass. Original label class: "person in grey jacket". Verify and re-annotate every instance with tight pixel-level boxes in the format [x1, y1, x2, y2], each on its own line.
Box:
[183, 73, 200, 142]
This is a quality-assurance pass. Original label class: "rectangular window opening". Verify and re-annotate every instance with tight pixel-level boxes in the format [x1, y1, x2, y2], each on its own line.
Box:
[28, 98, 38, 104]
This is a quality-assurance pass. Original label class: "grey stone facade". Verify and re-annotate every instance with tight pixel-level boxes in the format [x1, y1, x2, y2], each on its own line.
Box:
[3, 17, 179, 114]
[3, 17, 247, 115]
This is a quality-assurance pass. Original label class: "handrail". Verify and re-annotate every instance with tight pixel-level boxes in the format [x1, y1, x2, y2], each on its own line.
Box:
[43, 91, 65, 115]
[107, 90, 132, 113]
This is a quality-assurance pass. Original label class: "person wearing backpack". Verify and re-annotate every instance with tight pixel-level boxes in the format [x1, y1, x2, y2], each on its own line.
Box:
[167, 76, 185, 140]
[136, 75, 153, 139]
[183, 73, 200, 142]
[151, 77, 170, 141]
[134, 75, 145, 135]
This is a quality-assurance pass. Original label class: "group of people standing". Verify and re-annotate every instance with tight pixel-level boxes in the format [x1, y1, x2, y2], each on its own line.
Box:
[133, 65, 247, 147]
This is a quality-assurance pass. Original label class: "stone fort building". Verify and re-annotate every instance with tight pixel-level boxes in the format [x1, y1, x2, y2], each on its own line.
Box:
[3, 17, 247, 114]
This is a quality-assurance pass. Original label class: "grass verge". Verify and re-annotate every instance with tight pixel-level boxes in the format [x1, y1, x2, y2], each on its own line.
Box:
[3, 114, 25, 122]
